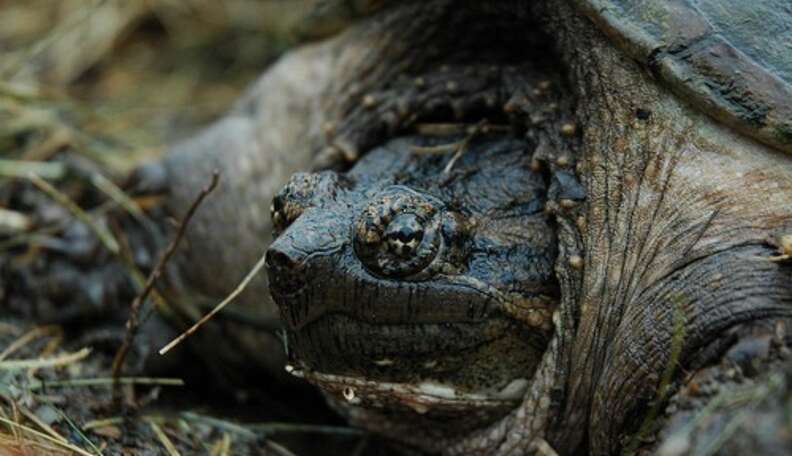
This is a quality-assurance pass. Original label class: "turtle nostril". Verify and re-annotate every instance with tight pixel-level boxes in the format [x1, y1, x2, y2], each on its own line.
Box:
[266, 249, 298, 271]
[265, 247, 306, 295]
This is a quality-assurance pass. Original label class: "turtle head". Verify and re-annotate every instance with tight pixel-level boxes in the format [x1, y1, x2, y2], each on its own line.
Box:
[266, 136, 558, 428]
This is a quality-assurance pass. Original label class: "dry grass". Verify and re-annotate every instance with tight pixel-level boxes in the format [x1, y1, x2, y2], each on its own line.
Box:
[0, 3, 379, 455]
[0, 432, 74, 456]
[0, 0, 313, 175]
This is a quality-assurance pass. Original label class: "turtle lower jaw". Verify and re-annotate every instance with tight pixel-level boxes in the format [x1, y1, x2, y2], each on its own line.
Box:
[286, 366, 527, 423]
[283, 312, 550, 430]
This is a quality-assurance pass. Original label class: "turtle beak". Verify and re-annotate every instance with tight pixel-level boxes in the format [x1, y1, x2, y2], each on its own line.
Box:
[265, 207, 347, 296]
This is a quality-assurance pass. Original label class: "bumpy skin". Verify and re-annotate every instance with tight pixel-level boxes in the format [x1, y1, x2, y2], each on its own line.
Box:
[267, 135, 562, 431]
[544, 2, 792, 453]
[146, 0, 792, 454]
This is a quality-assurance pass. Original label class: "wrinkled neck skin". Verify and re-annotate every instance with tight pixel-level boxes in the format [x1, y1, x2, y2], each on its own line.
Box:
[542, 2, 792, 454]
[309, 2, 792, 455]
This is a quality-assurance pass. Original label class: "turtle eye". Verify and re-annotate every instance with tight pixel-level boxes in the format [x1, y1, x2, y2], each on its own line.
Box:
[271, 183, 310, 237]
[270, 194, 297, 237]
[271, 171, 345, 237]
[353, 186, 441, 278]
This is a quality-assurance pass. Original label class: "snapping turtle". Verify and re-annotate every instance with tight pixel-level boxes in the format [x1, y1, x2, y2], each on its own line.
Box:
[219, 1, 792, 455]
[4, 1, 791, 454]
[122, 0, 790, 454]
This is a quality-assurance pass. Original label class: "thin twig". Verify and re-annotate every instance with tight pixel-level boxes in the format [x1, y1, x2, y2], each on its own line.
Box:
[248, 422, 365, 437]
[83, 416, 164, 431]
[148, 419, 182, 456]
[56, 408, 103, 456]
[28, 173, 120, 253]
[442, 119, 488, 174]
[0, 207, 31, 233]
[211, 433, 232, 456]
[90, 172, 148, 225]
[83, 417, 124, 431]
[0, 415, 96, 456]
[0, 159, 65, 179]
[0, 326, 59, 362]
[0, 322, 21, 335]
[0, 405, 19, 440]
[410, 143, 461, 155]
[28, 377, 184, 391]
[108, 216, 170, 318]
[112, 171, 219, 407]
[533, 438, 560, 456]
[180, 412, 256, 439]
[0, 80, 43, 102]
[158, 249, 268, 355]
[414, 122, 510, 136]
[0, 347, 91, 371]
[13, 402, 67, 445]
[28, 328, 63, 378]
[264, 440, 298, 456]
[768, 234, 791, 262]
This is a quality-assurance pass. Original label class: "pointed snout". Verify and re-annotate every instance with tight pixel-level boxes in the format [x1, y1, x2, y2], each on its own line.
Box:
[265, 242, 307, 295]
[265, 209, 348, 296]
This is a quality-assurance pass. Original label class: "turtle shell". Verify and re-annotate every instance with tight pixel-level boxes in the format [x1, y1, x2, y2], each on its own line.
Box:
[575, 0, 792, 153]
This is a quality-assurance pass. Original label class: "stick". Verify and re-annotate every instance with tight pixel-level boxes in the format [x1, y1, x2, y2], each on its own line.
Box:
[0, 159, 65, 179]
[90, 172, 148, 225]
[29, 377, 184, 390]
[0, 416, 95, 456]
[0, 326, 59, 362]
[111, 171, 219, 407]
[442, 119, 488, 174]
[0, 348, 91, 371]
[158, 250, 269, 355]
[28, 173, 120, 254]
[248, 422, 365, 437]
[148, 419, 182, 456]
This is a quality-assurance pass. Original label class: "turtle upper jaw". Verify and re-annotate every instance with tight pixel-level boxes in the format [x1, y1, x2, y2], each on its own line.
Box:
[268, 255, 504, 330]
[267, 248, 542, 372]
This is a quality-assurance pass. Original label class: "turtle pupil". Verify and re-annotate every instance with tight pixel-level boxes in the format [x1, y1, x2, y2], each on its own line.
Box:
[384, 214, 424, 258]
[396, 227, 419, 242]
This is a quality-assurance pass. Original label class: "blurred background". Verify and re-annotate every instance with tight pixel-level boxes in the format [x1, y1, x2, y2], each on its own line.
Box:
[0, 2, 407, 455]
[0, 0, 312, 175]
